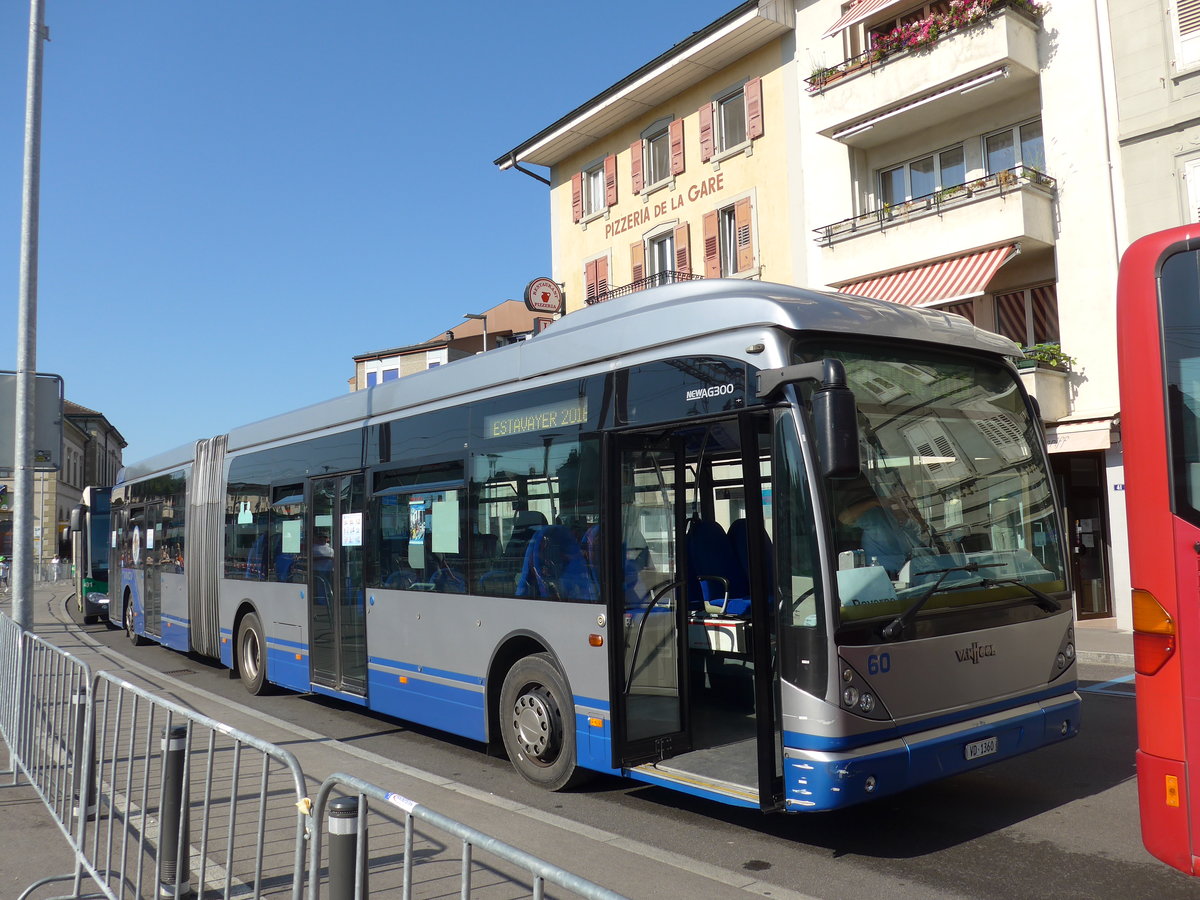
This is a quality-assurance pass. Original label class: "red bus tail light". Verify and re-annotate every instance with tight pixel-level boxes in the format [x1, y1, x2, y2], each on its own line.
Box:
[1132, 589, 1175, 676]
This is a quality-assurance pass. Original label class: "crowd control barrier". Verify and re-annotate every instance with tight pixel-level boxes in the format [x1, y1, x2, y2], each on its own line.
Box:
[307, 773, 630, 900]
[0, 611, 632, 899]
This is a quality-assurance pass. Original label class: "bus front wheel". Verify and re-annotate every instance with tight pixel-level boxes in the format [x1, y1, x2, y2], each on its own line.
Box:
[124, 597, 147, 646]
[237, 611, 270, 696]
[499, 653, 590, 791]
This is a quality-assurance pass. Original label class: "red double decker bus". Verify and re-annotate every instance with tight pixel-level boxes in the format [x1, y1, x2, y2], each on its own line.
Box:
[1117, 224, 1200, 875]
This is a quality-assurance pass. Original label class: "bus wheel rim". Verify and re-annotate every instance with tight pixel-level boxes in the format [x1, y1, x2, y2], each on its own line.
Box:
[241, 629, 259, 678]
[512, 686, 559, 763]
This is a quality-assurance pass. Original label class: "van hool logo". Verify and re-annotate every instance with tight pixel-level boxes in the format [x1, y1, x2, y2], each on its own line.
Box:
[955, 641, 997, 664]
[686, 383, 736, 402]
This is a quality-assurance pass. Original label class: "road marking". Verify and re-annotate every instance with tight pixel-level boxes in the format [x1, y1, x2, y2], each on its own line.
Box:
[1080, 674, 1135, 697]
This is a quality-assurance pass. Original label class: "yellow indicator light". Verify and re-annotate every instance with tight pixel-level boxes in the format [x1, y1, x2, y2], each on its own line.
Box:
[1132, 589, 1175, 635]
[399, 676, 408, 684]
[294, 653, 302, 661]
[221, 637, 228, 644]
[589, 717, 603, 728]
[588, 634, 604, 647]
[1167, 774, 1180, 808]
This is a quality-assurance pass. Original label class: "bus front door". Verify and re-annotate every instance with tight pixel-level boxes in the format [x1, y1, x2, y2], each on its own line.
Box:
[610, 434, 691, 765]
[308, 473, 367, 696]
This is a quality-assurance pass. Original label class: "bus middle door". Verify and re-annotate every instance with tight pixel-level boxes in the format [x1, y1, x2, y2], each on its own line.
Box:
[308, 473, 367, 696]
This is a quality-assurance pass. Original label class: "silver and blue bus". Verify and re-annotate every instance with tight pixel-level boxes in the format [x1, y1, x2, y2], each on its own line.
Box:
[110, 279, 1078, 811]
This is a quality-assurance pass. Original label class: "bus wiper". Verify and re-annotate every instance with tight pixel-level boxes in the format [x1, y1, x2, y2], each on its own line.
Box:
[881, 562, 1004, 641]
[975, 576, 1062, 613]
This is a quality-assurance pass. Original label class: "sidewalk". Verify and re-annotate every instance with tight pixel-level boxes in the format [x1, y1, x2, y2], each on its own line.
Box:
[1074, 617, 1135, 669]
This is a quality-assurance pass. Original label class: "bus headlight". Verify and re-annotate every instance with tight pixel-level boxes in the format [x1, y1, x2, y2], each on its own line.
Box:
[842, 686, 860, 707]
[858, 693, 876, 713]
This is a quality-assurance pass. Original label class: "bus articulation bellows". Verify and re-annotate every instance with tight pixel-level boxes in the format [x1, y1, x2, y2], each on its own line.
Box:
[109, 278, 1078, 812]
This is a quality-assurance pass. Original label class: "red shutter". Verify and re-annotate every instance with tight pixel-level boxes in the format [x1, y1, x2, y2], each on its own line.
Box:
[604, 154, 618, 207]
[746, 77, 764, 140]
[674, 223, 691, 275]
[735, 197, 754, 272]
[630, 241, 645, 283]
[571, 172, 583, 223]
[596, 256, 609, 300]
[585, 259, 598, 303]
[703, 210, 721, 278]
[630, 139, 644, 194]
[670, 119, 685, 176]
[699, 102, 715, 162]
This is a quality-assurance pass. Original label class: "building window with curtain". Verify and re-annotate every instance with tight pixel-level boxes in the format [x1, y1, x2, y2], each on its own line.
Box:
[994, 283, 1059, 348]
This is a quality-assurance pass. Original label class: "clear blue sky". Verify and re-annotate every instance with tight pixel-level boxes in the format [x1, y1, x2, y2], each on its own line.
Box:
[1, 1, 735, 462]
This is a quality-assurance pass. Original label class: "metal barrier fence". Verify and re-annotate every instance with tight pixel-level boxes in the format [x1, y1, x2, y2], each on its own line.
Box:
[307, 774, 629, 900]
[0, 612, 632, 899]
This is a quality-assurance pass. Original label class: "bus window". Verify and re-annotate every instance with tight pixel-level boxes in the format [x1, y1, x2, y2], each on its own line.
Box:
[372, 462, 466, 593]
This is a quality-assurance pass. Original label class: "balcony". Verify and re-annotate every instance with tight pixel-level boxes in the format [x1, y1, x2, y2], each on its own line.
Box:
[806, 4, 1042, 149]
[587, 270, 703, 305]
[813, 166, 1056, 286]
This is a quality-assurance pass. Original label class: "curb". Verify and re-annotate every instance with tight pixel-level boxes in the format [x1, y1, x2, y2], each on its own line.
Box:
[1077, 649, 1134, 668]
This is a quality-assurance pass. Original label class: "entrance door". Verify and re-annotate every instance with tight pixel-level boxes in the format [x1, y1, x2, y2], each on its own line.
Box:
[609, 413, 782, 807]
[1052, 452, 1113, 619]
[309, 473, 368, 694]
[611, 433, 690, 763]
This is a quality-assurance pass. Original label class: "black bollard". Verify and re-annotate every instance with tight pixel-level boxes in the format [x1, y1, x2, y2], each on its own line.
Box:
[159, 724, 190, 898]
[70, 688, 95, 821]
[328, 795, 368, 900]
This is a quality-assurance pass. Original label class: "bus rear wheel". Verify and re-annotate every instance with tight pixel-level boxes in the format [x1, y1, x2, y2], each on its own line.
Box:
[499, 653, 590, 791]
[237, 611, 270, 696]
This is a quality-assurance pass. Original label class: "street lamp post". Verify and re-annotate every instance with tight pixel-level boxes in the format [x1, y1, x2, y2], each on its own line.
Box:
[463, 313, 488, 353]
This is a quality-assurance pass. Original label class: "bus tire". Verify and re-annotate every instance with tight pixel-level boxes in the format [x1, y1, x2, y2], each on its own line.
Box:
[499, 653, 591, 791]
[237, 611, 271, 696]
[124, 597, 147, 647]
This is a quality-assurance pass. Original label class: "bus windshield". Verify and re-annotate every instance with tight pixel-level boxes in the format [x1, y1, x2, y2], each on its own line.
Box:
[798, 343, 1066, 629]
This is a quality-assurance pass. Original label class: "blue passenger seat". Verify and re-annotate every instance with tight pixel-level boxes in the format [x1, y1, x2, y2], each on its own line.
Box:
[515, 525, 596, 601]
[686, 520, 752, 617]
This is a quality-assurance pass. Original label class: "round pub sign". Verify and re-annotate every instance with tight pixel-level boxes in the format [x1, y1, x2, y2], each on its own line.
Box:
[523, 277, 563, 314]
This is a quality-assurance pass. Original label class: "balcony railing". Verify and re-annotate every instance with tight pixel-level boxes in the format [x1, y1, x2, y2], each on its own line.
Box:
[587, 270, 704, 305]
[812, 166, 1056, 246]
[805, 0, 1044, 93]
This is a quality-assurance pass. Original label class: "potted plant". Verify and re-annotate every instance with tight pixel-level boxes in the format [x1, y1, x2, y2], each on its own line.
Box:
[1017, 342, 1076, 371]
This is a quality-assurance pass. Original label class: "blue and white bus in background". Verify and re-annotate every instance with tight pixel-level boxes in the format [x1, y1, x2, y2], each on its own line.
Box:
[110, 279, 1078, 811]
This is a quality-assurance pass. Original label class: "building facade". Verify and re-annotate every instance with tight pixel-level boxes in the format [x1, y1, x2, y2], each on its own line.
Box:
[0, 400, 125, 565]
[350, 299, 551, 391]
[497, 0, 1138, 626]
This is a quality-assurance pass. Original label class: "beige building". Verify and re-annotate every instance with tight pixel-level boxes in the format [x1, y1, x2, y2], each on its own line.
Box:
[497, 0, 1136, 626]
[349, 300, 551, 391]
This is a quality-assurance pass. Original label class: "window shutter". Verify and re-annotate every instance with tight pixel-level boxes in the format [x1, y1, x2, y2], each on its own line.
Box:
[674, 223, 691, 275]
[699, 102, 715, 162]
[735, 197, 754, 272]
[630, 140, 644, 194]
[604, 154, 618, 207]
[1180, 0, 1200, 67]
[596, 256, 609, 300]
[745, 77, 763, 140]
[630, 241, 645, 283]
[703, 210, 720, 278]
[669, 119, 685, 176]
[585, 259, 598, 304]
[572, 172, 583, 223]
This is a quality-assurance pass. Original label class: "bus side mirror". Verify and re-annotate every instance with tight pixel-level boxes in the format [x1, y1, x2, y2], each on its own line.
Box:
[757, 359, 861, 478]
[69, 504, 85, 533]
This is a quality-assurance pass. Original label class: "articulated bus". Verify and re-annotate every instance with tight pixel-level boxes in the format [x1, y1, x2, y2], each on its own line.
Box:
[69, 485, 112, 625]
[110, 279, 1078, 811]
[1117, 224, 1200, 874]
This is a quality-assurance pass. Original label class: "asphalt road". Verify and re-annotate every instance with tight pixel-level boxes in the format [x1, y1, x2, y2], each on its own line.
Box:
[80, 617, 1192, 900]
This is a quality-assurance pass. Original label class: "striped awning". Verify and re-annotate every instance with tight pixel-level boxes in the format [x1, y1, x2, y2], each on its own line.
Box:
[822, 0, 908, 39]
[836, 245, 1019, 307]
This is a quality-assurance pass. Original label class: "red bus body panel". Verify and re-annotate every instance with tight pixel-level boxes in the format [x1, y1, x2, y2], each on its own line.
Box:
[1117, 225, 1198, 872]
